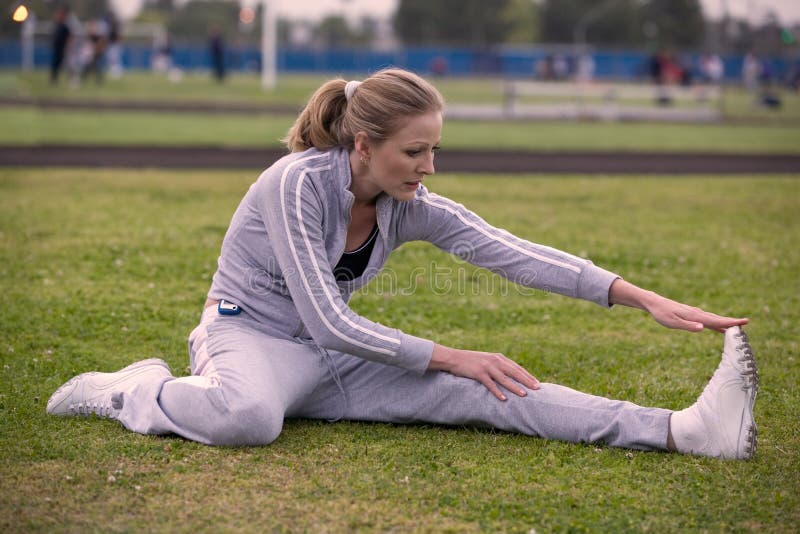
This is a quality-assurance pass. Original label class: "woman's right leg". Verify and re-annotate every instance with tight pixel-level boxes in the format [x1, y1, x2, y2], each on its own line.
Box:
[118, 308, 327, 445]
[50, 307, 326, 446]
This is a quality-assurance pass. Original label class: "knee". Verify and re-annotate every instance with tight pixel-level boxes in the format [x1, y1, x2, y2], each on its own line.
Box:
[207, 400, 283, 447]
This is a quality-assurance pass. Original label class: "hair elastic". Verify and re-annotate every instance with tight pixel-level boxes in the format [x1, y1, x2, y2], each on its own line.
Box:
[344, 80, 361, 101]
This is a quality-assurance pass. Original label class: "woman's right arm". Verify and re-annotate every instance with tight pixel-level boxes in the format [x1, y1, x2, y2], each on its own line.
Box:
[429, 344, 540, 401]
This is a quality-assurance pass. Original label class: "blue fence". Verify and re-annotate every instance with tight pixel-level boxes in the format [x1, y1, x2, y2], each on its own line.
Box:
[1, 40, 794, 82]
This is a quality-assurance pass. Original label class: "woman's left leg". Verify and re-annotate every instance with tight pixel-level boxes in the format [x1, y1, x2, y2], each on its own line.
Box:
[298, 328, 757, 458]
[296, 352, 670, 451]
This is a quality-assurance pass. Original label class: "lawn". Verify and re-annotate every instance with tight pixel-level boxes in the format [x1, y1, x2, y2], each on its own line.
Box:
[5, 71, 800, 121]
[0, 168, 798, 532]
[3, 106, 800, 153]
[2, 71, 800, 154]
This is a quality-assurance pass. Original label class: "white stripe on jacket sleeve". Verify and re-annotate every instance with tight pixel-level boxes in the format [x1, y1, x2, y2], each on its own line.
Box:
[420, 194, 583, 274]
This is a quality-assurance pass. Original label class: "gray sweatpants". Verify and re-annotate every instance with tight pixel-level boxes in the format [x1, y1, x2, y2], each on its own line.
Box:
[117, 307, 671, 450]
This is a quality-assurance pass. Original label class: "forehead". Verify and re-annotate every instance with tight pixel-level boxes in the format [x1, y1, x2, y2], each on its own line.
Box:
[389, 111, 442, 144]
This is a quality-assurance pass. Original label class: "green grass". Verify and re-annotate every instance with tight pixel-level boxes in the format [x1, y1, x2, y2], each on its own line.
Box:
[1, 169, 798, 532]
[1, 106, 298, 147]
[5, 71, 800, 119]
[3, 70, 800, 153]
[2, 105, 800, 153]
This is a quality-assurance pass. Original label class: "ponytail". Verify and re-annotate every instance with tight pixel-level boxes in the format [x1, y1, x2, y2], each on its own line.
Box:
[283, 69, 444, 153]
[283, 78, 348, 153]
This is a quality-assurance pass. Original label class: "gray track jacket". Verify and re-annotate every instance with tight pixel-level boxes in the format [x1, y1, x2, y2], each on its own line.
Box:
[208, 147, 619, 375]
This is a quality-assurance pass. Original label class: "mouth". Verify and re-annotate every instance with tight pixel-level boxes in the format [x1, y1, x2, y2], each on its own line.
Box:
[403, 180, 421, 189]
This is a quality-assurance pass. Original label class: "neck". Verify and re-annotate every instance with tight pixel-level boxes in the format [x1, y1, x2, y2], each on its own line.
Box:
[348, 150, 380, 205]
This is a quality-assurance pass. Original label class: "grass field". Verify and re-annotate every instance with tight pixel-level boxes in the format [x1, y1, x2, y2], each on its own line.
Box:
[5, 71, 800, 120]
[3, 71, 800, 154]
[4, 106, 800, 153]
[1, 168, 798, 532]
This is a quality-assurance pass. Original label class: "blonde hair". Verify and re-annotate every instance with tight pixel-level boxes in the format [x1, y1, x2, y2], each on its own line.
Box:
[283, 68, 444, 153]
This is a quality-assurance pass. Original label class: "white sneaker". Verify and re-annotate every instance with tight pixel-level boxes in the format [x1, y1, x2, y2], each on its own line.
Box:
[46, 359, 172, 419]
[670, 326, 758, 459]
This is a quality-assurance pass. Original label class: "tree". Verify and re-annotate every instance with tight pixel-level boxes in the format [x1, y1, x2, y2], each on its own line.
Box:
[310, 15, 373, 48]
[640, 0, 705, 49]
[166, 0, 239, 42]
[502, 0, 540, 44]
[0, 0, 110, 39]
[316, 15, 352, 48]
[393, 0, 512, 46]
[538, 0, 643, 46]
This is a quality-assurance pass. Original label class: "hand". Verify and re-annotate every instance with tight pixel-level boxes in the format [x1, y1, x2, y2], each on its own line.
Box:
[428, 344, 540, 401]
[645, 295, 749, 333]
[609, 279, 749, 333]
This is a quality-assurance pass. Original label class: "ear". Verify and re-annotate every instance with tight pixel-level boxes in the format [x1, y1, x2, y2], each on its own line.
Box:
[353, 131, 371, 160]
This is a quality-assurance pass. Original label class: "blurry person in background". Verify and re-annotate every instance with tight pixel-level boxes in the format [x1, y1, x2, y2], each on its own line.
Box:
[742, 52, 761, 92]
[80, 18, 108, 85]
[50, 4, 72, 85]
[104, 11, 123, 79]
[209, 24, 226, 83]
[575, 53, 595, 85]
[700, 53, 724, 85]
[152, 31, 183, 83]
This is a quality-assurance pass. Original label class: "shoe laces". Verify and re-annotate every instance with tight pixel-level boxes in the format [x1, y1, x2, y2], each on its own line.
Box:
[733, 330, 758, 391]
[69, 401, 115, 417]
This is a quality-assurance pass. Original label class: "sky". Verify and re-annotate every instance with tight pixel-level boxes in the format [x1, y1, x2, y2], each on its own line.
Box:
[261, 0, 800, 25]
[115, 0, 800, 25]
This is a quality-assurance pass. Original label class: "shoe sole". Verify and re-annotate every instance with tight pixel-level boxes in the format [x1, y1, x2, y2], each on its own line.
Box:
[46, 358, 170, 416]
[732, 328, 758, 459]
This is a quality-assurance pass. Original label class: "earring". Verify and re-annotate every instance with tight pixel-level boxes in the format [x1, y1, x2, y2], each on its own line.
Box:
[360, 156, 369, 166]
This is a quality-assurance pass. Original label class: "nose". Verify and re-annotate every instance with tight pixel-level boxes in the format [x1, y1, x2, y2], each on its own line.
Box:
[418, 151, 436, 176]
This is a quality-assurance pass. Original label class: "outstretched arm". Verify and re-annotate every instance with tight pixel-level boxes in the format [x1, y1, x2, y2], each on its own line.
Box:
[608, 279, 748, 333]
[427, 279, 750, 402]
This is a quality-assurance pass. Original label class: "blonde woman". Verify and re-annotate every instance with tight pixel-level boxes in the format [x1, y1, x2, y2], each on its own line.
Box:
[47, 69, 757, 459]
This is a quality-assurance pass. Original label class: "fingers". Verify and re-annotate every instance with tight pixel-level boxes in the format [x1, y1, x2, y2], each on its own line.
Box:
[479, 375, 509, 401]
[675, 318, 705, 332]
[506, 360, 540, 390]
[655, 301, 750, 333]
[677, 307, 749, 333]
[480, 354, 540, 401]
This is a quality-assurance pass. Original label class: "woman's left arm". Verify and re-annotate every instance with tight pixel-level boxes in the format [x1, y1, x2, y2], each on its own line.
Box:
[608, 278, 749, 333]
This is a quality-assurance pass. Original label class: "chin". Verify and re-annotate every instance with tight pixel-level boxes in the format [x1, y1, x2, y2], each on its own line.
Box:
[396, 189, 418, 201]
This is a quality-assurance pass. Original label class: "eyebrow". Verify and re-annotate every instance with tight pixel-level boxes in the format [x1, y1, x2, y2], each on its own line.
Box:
[404, 139, 442, 147]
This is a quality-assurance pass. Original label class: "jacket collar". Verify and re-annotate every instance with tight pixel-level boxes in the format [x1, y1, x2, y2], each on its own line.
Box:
[333, 147, 394, 247]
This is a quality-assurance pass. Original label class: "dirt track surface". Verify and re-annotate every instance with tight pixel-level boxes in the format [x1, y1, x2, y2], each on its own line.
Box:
[1, 145, 799, 174]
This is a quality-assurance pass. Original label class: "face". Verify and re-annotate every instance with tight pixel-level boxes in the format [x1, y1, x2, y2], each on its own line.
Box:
[356, 111, 442, 202]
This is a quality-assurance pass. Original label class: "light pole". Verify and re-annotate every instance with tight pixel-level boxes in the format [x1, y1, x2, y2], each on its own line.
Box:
[261, 0, 277, 89]
[573, 0, 617, 49]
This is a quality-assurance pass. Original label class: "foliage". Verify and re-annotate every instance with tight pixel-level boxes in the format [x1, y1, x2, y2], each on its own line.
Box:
[640, 0, 706, 49]
[392, 0, 706, 48]
[501, 0, 541, 44]
[165, 0, 241, 43]
[315, 15, 377, 48]
[539, 0, 644, 46]
[538, 0, 705, 48]
[394, 0, 512, 46]
[0, 170, 798, 532]
[0, 0, 109, 39]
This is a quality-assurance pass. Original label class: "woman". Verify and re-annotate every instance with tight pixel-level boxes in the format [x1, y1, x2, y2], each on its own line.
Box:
[47, 69, 757, 459]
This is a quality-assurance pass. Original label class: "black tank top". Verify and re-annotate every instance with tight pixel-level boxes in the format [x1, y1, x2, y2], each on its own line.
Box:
[333, 224, 379, 282]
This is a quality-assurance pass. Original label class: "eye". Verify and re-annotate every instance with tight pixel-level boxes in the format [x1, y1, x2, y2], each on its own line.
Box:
[406, 146, 441, 157]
